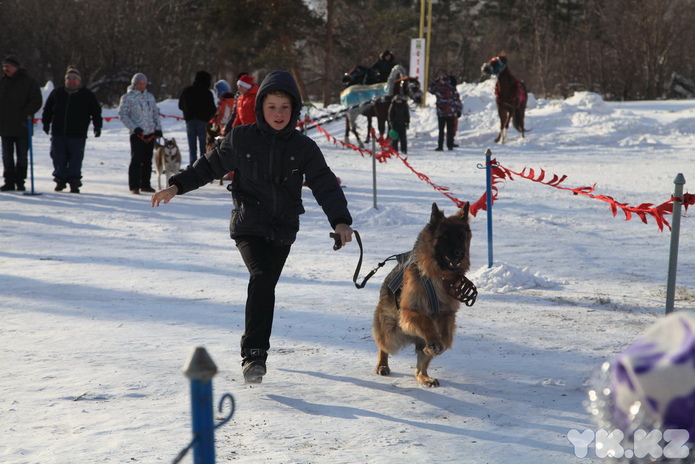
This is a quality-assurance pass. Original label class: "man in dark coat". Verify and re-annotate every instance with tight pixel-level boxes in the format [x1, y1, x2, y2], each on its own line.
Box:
[152, 70, 354, 384]
[0, 55, 42, 191]
[178, 71, 217, 166]
[42, 66, 102, 193]
[371, 50, 396, 83]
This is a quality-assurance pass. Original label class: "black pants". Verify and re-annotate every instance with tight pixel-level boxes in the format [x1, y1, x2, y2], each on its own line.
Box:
[2, 136, 29, 187]
[437, 116, 455, 149]
[390, 123, 407, 154]
[128, 134, 155, 190]
[235, 236, 292, 358]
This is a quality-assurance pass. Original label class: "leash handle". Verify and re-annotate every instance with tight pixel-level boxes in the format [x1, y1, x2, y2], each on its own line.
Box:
[329, 230, 397, 289]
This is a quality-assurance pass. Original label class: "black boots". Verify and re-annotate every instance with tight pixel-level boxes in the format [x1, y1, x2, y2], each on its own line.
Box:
[241, 348, 267, 384]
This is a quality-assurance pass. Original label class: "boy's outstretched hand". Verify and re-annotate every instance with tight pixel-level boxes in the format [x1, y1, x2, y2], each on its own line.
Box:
[151, 185, 178, 207]
[333, 223, 354, 248]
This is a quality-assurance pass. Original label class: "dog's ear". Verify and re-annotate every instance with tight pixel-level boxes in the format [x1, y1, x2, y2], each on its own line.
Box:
[453, 201, 469, 223]
[429, 202, 444, 229]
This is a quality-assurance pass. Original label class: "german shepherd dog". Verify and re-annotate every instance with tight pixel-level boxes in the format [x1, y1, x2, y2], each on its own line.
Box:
[373, 202, 472, 387]
[154, 137, 182, 190]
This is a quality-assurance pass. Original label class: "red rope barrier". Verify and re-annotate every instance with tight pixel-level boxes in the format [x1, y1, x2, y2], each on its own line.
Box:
[34, 113, 185, 124]
[308, 120, 692, 232]
[471, 159, 693, 231]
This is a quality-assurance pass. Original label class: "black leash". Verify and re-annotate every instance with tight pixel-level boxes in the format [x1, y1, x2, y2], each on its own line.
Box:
[330, 230, 478, 306]
[330, 230, 399, 289]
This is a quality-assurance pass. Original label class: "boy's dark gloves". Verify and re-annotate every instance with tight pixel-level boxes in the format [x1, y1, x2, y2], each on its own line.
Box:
[94, 127, 101, 138]
[133, 127, 144, 135]
[155, 130, 163, 138]
[43, 125, 50, 135]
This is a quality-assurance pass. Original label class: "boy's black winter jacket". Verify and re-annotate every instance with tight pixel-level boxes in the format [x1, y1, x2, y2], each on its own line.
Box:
[169, 70, 352, 246]
[42, 86, 102, 138]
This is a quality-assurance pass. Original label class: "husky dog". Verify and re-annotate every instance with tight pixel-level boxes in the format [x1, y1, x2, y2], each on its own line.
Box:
[154, 137, 182, 190]
[373, 202, 473, 387]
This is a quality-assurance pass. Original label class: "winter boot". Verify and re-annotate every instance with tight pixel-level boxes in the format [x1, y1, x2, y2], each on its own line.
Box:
[69, 180, 81, 194]
[241, 348, 267, 384]
[55, 179, 67, 192]
[0, 183, 15, 191]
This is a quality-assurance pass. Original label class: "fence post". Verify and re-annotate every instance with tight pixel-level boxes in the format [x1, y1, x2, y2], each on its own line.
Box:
[485, 148, 494, 268]
[24, 117, 41, 196]
[372, 135, 378, 209]
[665, 173, 686, 314]
[183, 346, 218, 464]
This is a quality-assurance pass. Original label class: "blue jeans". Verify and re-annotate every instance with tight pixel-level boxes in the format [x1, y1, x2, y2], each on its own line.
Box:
[50, 136, 86, 183]
[185, 120, 207, 165]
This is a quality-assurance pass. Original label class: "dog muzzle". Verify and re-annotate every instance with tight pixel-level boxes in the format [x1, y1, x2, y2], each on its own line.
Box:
[447, 275, 478, 307]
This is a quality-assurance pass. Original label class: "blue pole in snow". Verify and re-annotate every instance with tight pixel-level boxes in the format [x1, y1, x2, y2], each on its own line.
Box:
[485, 148, 493, 268]
[183, 347, 218, 464]
[24, 117, 41, 196]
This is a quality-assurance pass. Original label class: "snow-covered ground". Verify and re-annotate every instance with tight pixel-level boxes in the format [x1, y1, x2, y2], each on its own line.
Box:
[1, 79, 694, 463]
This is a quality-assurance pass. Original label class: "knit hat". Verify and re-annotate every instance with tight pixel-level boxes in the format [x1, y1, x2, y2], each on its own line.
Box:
[65, 66, 81, 81]
[3, 55, 20, 67]
[587, 311, 695, 462]
[131, 73, 148, 86]
[214, 80, 231, 96]
[237, 74, 254, 89]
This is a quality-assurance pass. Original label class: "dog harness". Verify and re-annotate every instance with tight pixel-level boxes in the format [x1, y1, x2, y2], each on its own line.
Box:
[387, 252, 443, 315]
[335, 230, 477, 308]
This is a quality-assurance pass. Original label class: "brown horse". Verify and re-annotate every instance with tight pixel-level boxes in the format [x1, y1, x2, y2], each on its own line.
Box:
[481, 53, 527, 143]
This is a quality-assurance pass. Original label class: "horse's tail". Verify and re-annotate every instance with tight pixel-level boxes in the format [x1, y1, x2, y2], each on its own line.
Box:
[512, 81, 528, 135]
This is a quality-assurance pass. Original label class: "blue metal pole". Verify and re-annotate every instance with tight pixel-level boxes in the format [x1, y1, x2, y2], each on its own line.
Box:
[183, 347, 218, 464]
[485, 148, 493, 268]
[665, 173, 686, 314]
[24, 117, 41, 196]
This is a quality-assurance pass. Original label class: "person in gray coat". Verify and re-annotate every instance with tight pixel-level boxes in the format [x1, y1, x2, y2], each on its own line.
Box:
[118, 73, 162, 194]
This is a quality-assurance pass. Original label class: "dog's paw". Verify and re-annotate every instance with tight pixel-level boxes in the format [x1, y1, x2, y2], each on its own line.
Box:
[417, 375, 440, 387]
[375, 365, 391, 376]
[424, 342, 445, 357]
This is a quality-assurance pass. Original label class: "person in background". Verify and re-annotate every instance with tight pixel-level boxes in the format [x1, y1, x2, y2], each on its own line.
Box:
[448, 74, 461, 148]
[213, 79, 235, 136]
[118, 73, 162, 194]
[0, 55, 42, 192]
[42, 66, 102, 193]
[231, 74, 258, 128]
[388, 94, 409, 154]
[178, 71, 216, 166]
[428, 74, 462, 151]
[371, 50, 396, 83]
[151, 71, 354, 384]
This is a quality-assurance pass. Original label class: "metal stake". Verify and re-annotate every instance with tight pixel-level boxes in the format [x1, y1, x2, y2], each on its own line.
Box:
[665, 173, 686, 314]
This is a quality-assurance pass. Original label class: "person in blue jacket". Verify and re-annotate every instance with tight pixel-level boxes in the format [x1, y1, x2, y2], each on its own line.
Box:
[151, 70, 354, 384]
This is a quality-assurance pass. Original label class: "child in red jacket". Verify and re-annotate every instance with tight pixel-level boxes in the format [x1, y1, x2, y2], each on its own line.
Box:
[232, 74, 258, 127]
